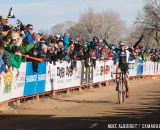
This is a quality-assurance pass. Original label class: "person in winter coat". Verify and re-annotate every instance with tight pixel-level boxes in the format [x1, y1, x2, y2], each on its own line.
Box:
[0, 47, 7, 76]
[25, 24, 35, 44]
[63, 33, 70, 51]
[9, 46, 22, 69]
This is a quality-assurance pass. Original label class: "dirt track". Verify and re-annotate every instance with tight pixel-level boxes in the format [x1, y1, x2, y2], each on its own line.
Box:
[0, 79, 160, 130]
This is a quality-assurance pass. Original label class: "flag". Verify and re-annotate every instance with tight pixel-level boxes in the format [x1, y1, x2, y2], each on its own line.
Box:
[16, 19, 22, 27]
[7, 7, 15, 18]
[16, 19, 26, 31]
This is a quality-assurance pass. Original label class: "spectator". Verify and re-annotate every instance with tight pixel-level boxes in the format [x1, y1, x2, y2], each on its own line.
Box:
[88, 36, 100, 49]
[9, 46, 22, 69]
[25, 24, 35, 44]
[63, 33, 70, 51]
[0, 47, 7, 76]
[0, 47, 12, 71]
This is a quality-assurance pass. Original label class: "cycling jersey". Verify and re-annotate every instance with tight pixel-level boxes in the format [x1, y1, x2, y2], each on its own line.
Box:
[117, 49, 130, 65]
[116, 49, 130, 74]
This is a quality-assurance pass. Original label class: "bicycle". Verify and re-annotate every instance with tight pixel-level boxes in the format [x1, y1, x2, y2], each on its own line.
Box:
[114, 71, 126, 104]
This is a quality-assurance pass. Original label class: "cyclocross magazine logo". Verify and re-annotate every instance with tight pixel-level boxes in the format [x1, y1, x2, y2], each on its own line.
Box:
[107, 123, 160, 129]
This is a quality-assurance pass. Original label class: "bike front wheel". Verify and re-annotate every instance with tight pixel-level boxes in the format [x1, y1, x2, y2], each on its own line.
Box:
[118, 91, 122, 104]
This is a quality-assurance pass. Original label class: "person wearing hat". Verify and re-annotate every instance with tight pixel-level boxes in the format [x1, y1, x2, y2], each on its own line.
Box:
[0, 17, 11, 40]
[115, 41, 130, 98]
[1, 17, 9, 26]
[7, 32, 39, 55]
[9, 45, 22, 69]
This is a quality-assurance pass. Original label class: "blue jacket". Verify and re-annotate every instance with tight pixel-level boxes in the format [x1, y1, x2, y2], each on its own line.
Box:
[63, 35, 70, 50]
[25, 32, 35, 44]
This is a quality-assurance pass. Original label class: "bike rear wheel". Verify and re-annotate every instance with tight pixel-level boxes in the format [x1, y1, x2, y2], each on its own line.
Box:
[122, 92, 125, 102]
[118, 78, 123, 104]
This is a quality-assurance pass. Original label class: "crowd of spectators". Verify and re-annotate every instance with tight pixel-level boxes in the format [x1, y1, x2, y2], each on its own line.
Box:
[0, 16, 160, 75]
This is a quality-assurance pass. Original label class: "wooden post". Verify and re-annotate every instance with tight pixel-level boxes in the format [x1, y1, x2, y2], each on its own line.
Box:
[52, 91, 56, 98]
[98, 83, 102, 88]
[78, 86, 83, 92]
[35, 94, 40, 102]
[88, 84, 93, 91]
[15, 99, 21, 106]
[105, 81, 109, 86]
[66, 89, 71, 95]
[0, 102, 9, 112]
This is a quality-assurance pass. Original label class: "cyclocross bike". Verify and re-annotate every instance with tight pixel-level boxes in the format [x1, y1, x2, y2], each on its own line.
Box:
[114, 71, 126, 104]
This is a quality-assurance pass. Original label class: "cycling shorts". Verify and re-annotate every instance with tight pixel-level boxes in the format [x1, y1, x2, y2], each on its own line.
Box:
[118, 63, 129, 75]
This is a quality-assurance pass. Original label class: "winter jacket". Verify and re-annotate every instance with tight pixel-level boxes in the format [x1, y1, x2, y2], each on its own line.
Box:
[63, 35, 69, 50]
[9, 52, 22, 68]
[3, 50, 12, 68]
[25, 32, 35, 44]
[7, 42, 35, 53]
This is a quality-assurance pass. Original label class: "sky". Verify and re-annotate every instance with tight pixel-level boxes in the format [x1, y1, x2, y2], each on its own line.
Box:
[0, 0, 147, 33]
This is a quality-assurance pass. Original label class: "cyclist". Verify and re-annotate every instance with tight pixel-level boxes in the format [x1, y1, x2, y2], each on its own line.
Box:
[115, 41, 130, 98]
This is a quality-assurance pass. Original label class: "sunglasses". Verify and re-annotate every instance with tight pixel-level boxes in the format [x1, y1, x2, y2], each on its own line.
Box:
[28, 27, 33, 30]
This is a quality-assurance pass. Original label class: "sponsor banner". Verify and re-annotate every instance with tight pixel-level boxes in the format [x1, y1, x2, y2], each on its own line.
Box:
[148, 62, 152, 75]
[143, 61, 147, 75]
[23, 62, 46, 96]
[151, 62, 155, 75]
[88, 64, 93, 83]
[53, 61, 66, 90]
[93, 61, 101, 83]
[159, 63, 160, 74]
[65, 61, 75, 88]
[1, 61, 160, 104]
[154, 62, 158, 75]
[45, 63, 56, 91]
[93, 60, 105, 83]
[99, 60, 105, 82]
[110, 62, 116, 80]
[73, 61, 81, 87]
[104, 60, 113, 80]
[158, 63, 160, 74]
[0, 71, 13, 102]
[143, 62, 147, 75]
[137, 60, 143, 75]
[147, 61, 153, 75]
[53, 61, 82, 90]
[128, 61, 137, 76]
[12, 63, 26, 98]
[81, 61, 88, 85]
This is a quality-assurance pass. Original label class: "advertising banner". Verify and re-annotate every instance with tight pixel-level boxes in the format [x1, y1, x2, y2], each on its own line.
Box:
[12, 63, 26, 98]
[53, 61, 66, 90]
[87, 64, 93, 83]
[104, 60, 113, 80]
[73, 61, 82, 87]
[128, 61, 137, 76]
[93, 60, 105, 83]
[45, 63, 56, 91]
[137, 60, 143, 75]
[110, 62, 116, 80]
[0, 71, 13, 102]
[81, 61, 88, 85]
[23, 62, 46, 96]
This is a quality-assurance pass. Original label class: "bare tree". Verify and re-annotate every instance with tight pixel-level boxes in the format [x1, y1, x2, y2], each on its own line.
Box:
[51, 21, 76, 35]
[50, 8, 126, 44]
[132, 0, 160, 47]
[68, 8, 126, 44]
[39, 29, 50, 35]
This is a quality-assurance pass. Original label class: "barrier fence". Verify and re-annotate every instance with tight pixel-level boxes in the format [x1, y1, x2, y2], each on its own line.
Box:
[0, 60, 160, 104]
